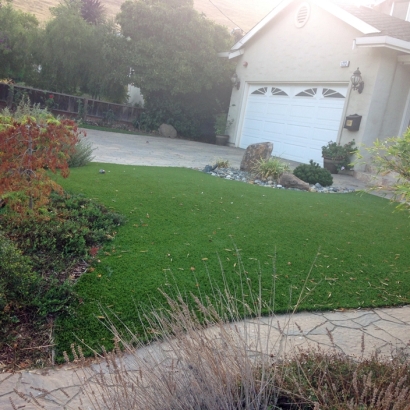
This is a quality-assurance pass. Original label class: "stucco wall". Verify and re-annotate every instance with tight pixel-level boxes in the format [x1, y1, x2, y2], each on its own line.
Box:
[378, 57, 410, 138]
[226, 0, 410, 169]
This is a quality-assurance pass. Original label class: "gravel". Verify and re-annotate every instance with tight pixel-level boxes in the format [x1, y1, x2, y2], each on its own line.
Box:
[201, 167, 356, 193]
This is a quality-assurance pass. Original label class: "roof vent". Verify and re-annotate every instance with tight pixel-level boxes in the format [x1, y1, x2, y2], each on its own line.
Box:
[295, 2, 310, 28]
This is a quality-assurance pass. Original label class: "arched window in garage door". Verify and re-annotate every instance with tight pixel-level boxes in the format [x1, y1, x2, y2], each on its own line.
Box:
[251, 87, 288, 96]
[271, 87, 288, 96]
[251, 87, 268, 95]
[322, 88, 345, 98]
[295, 88, 317, 97]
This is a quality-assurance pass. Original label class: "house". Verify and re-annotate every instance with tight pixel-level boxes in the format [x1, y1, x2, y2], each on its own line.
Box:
[223, 0, 410, 168]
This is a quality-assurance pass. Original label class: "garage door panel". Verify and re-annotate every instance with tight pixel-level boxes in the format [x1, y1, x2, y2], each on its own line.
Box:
[280, 147, 311, 163]
[312, 126, 340, 142]
[286, 123, 313, 139]
[316, 105, 345, 122]
[241, 133, 264, 147]
[246, 100, 269, 116]
[263, 120, 287, 135]
[290, 104, 317, 120]
[240, 84, 347, 164]
[243, 118, 265, 133]
[266, 102, 291, 116]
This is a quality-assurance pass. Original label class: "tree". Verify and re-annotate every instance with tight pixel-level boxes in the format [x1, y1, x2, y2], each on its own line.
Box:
[81, 0, 106, 24]
[0, 116, 80, 213]
[0, 1, 39, 81]
[117, 0, 234, 137]
[32, 4, 130, 102]
[32, 6, 93, 94]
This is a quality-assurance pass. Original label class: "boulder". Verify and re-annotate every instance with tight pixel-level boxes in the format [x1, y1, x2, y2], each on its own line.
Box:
[279, 173, 310, 191]
[159, 123, 177, 138]
[240, 142, 273, 172]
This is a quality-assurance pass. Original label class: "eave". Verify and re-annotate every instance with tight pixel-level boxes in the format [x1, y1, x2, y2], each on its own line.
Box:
[355, 35, 410, 53]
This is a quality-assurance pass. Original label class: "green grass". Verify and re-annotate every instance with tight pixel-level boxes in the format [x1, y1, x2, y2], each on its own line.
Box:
[54, 163, 410, 358]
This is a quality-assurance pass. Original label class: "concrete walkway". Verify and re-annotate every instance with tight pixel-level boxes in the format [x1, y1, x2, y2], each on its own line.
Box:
[2, 307, 409, 409]
[1, 129, 407, 409]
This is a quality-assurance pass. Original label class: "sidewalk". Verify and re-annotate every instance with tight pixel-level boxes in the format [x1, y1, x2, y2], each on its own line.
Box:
[1, 306, 409, 409]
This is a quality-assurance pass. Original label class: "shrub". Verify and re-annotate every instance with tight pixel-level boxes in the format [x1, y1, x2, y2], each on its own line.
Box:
[253, 157, 291, 182]
[1, 95, 53, 123]
[214, 113, 233, 135]
[0, 190, 126, 368]
[0, 113, 81, 213]
[294, 160, 333, 186]
[357, 129, 410, 211]
[278, 349, 410, 409]
[0, 232, 39, 324]
[1, 192, 126, 274]
[215, 158, 230, 168]
[322, 140, 357, 170]
[139, 87, 232, 139]
[68, 138, 95, 168]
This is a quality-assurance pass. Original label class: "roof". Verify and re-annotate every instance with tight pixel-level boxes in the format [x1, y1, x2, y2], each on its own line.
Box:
[228, 0, 410, 56]
[336, 2, 410, 41]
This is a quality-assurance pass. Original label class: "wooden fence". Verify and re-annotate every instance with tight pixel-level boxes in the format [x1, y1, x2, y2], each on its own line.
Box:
[0, 83, 143, 125]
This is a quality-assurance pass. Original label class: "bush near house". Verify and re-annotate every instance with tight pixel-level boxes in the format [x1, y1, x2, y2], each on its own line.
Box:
[293, 160, 333, 186]
[358, 128, 410, 211]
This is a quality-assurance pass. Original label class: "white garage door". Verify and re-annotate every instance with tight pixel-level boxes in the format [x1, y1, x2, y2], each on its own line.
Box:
[240, 85, 347, 164]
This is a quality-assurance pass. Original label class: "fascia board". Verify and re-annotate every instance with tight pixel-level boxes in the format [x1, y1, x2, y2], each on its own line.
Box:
[313, 0, 380, 34]
[230, 0, 292, 51]
[355, 35, 410, 53]
[228, 49, 245, 59]
[217, 52, 230, 58]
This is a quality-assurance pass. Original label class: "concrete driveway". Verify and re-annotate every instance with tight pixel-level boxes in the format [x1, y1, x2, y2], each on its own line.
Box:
[83, 128, 371, 191]
[83, 128, 246, 169]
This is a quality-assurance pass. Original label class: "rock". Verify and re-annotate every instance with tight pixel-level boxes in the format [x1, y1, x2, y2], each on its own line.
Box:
[159, 123, 177, 138]
[240, 142, 273, 172]
[203, 164, 217, 173]
[279, 173, 310, 191]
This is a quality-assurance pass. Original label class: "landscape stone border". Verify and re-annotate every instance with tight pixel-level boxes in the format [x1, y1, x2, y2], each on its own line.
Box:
[202, 167, 357, 193]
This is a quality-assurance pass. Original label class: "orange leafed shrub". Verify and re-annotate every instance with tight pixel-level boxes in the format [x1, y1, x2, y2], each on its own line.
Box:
[0, 117, 81, 213]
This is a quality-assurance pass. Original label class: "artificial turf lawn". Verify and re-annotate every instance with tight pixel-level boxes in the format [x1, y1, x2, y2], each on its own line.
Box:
[54, 163, 410, 357]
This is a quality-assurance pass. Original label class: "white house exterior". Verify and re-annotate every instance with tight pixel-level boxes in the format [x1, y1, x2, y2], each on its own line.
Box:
[223, 0, 410, 168]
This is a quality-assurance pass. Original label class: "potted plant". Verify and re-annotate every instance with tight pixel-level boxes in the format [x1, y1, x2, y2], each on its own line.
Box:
[322, 140, 357, 174]
[214, 113, 233, 146]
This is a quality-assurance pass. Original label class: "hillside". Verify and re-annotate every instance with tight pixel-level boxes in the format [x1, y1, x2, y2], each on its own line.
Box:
[12, 0, 274, 32]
